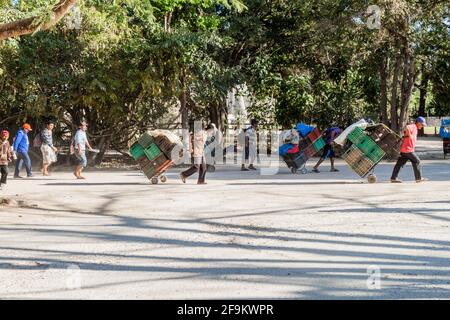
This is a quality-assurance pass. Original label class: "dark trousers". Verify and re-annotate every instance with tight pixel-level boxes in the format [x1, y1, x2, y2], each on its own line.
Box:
[391, 152, 422, 180]
[182, 158, 206, 183]
[0, 165, 8, 185]
[14, 151, 32, 177]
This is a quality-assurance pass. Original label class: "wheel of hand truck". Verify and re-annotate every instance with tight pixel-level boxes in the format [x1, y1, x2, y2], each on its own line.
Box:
[300, 166, 308, 174]
[367, 174, 377, 184]
[207, 165, 216, 173]
[151, 177, 158, 184]
[160, 175, 167, 183]
[291, 167, 298, 174]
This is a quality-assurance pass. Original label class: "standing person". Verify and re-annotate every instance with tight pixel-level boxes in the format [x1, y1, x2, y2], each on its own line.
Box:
[40, 121, 58, 176]
[72, 122, 94, 180]
[391, 117, 427, 183]
[312, 126, 343, 173]
[13, 123, 33, 178]
[0, 130, 12, 190]
[241, 119, 258, 171]
[180, 124, 215, 185]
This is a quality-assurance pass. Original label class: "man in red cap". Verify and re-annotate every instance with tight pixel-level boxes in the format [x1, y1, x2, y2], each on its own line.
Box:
[0, 130, 12, 189]
[12, 123, 33, 178]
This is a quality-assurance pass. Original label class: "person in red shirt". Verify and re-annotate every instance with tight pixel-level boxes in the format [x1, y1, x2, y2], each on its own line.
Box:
[391, 117, 427, 183]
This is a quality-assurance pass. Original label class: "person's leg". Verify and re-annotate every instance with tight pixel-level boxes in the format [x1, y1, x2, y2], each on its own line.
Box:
[42, 163, 49, 175]
[329, 149, 338, 172]
[0, 165, 7, 185]
[23, 152, 32, 177]
[248, 145, 257, 170]
[197, 159, 207, 184]
[330, 157, 336, 171]
[241, 145, 250, 171]
[313, 158, 325, 172]
[314, 145, 330, 172]
[405, 152, 422, 181]
[182, 165, 199, 179]
[391, 153, 408, 181]
[14, 152, 24, 177]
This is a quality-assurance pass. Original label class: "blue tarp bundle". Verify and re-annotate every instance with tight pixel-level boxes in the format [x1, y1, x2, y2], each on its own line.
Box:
[295, 123, 314, 137]
[279, 143, 295, 156]
[440, 119, 450, 139]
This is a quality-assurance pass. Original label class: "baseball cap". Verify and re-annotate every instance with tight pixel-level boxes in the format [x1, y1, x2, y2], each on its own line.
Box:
[22, 123, 32, 131]
[416, 117, 427, 126]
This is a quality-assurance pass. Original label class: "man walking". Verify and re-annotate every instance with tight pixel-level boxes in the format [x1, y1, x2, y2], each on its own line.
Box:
[13, 123, 33, 178]
[312, 126, 342, 173]
[391, 117, 427, 183]
[241, 119, 258, 171]
[72, 122, 94, 180]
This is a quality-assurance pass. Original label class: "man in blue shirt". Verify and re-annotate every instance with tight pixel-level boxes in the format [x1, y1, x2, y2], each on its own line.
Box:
[312, 126, 343, 173]
[12, 123, 33, 178]
[72, 122, 94, 179]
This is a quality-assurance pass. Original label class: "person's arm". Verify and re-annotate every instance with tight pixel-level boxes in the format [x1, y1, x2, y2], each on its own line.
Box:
[12, 131, 23, 151]
[403, 127, 411, 138]
[7, 143, 12, 161]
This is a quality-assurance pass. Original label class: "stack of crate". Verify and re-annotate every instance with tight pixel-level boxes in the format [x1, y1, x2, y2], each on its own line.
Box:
[292, 128, 327, 168]
[342, 127, 386, 177]
[129, 132, 170, 179]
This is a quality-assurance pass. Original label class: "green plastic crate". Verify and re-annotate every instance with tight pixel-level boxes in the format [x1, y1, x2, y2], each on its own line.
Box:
[144, 143, 162, 161]
[366, 145, 386, 163]
[356, 135, 378, 155]
[348, 127, 366, 144]
[130, 142, 145, 160]
[312, 137, 326, 152]
[138, 132, 155, 149]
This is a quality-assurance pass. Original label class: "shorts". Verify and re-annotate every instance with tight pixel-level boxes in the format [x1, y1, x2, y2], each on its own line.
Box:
[75, 152, 87, 168]
[322, 144, 335, 159]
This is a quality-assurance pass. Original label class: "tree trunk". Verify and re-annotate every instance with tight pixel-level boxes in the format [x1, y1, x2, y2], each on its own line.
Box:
[390, 53, 402, 132]
[0, 0, 78, 41]
[94, 135, 112, 165]
[379, 54, 389, 125]
[399, 52, 416, 131]
[418, 63, 429, 136]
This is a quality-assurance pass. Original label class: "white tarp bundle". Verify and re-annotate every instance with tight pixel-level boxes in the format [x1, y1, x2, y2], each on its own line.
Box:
[334, 119, 369, 146]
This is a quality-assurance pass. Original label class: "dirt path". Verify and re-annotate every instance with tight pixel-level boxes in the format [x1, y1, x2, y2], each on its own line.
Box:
[0, 160, 449, 299]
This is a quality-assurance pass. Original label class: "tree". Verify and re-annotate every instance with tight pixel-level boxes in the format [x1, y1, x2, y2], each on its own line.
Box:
[0, 0, 78, 41]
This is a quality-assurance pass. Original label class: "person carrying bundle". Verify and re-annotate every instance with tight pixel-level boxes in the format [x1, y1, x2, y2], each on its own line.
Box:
[390, 117, 427, 183]
[312, 126, 343, 173]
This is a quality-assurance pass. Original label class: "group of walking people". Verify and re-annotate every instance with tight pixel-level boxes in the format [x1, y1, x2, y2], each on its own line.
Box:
[0, 121, 95, 190]
[1, 116, 428, 189]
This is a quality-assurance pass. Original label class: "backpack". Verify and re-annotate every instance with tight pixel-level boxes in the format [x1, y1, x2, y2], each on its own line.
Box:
[33, 131, 42, 148]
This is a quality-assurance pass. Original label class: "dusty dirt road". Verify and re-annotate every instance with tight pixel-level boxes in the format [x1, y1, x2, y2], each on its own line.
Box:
[0, 159, 449, 299]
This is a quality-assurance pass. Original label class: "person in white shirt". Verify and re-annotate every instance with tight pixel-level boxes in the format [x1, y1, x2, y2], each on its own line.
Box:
[72, 122, 94, 179]
[241, 119, 258, 171]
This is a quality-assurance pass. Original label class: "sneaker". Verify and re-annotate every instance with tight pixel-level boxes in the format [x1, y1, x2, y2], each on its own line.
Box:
[330, 168, 339, 172]
[416, 178, 428, 183]
[248, 165, 257, 170]
[180, 174, 186, 183]
[241, 167, 250, 171]
[312, 168, 320, 173]
[197, 182, 207, 185]
[14, 175, 23, 179]
[390, 179, 402, 183]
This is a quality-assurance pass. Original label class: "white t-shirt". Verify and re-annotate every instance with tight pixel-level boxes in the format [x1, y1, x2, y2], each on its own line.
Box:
[245, 127, 257, 146]
[74, 130, 88, 151]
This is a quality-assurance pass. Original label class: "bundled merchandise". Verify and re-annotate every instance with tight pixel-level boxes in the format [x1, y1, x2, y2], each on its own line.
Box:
[130, 130, 183, 181]
[279, 123, 327, 173]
